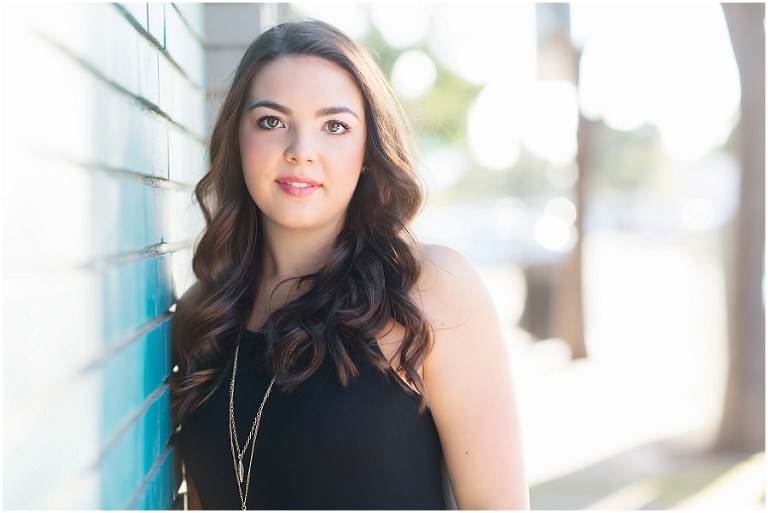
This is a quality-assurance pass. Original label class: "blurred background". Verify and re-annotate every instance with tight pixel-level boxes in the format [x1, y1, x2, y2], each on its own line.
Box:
[2, 2, 764, 509]
[287, 3, 765, 509]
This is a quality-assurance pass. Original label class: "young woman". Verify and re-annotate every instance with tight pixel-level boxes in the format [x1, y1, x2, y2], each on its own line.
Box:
[172, 19, 529, 510]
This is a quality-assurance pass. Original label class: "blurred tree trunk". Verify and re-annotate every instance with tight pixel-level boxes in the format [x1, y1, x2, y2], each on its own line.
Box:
[550, 111, 591, 359]
[556, 111, 594, 360]
[536, 3, 588, 359]
[716, 3, 765, 452]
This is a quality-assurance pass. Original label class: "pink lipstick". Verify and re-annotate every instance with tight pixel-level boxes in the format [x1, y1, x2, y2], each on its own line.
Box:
[275, 176, 321, 197]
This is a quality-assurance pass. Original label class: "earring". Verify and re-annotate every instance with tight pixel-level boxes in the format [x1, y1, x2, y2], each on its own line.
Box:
[361, 166, 368, 174]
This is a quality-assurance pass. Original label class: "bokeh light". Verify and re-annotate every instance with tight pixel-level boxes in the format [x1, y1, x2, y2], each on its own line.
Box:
[370, 3, 432, 48]
[521, 80, 579, 166]
[534, 215, 577, 252]
[390, 49, 437, 100]
[467, 79, 524, 170]
[573, 3, 740, 161]
[428, 3, 536, 86]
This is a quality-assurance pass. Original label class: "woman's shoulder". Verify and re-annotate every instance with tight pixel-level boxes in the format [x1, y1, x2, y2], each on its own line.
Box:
[414, 243, 493, 330]
[418, 243, 478, 284]
[413, 246, 528, 510]
[419, 242, 469, 268]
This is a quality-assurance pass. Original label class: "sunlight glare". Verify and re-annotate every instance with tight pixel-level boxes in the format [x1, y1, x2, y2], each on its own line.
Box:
[534, 196, 578, 252]
[534, 215, 576, 252]
[574, 3, 740, 160]
[545, 196, 578, 226]
[428, 3, 536, 86]
[371, 3, 433, 48]
[391, 49, 437, 100]
[467, 80, 523, 170]
[521, 80, 579, 165]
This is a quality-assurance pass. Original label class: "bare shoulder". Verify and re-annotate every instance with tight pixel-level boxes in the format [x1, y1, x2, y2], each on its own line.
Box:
[378, 244, 489, 369]
[419, 242, 476, 276]
[415, 243, 495, 332]
[414, 242, 510, 397]
[415, 243, 529, 508]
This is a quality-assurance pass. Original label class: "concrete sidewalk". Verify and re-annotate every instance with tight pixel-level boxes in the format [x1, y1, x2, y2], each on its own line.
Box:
[504, 335, 765, 510]
[529, 434, 764, 510]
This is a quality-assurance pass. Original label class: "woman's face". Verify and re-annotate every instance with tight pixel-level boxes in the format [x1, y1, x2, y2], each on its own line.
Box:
[239, 55, 367, 236]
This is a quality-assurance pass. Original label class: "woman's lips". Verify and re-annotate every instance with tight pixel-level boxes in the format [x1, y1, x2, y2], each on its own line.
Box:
[275, 176, 321, 197]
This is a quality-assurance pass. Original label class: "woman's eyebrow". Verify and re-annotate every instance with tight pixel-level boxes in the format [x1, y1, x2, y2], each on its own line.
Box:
[246, 100, 291, 114]
[246, 100, 360, 122]
[317, 106, 361, 121]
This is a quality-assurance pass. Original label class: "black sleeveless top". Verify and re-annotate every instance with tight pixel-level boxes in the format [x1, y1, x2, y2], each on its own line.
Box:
[179, 330, 448, 509]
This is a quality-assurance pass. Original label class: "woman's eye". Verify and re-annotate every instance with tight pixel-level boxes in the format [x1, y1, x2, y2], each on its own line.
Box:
[258, 116, 284, 129]
[325, 121, 350, 134]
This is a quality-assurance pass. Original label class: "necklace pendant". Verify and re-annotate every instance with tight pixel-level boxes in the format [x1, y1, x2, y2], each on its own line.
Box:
[238, 458, 244, 483]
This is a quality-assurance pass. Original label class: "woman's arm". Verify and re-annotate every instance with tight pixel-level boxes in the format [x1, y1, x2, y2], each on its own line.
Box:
[419, 244, 529, 509]
[185, 473, 202, 510]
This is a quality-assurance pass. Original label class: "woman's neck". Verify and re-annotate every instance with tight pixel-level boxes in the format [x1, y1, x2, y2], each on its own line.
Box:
[246, 221, 342, 332]
[259, 222, 340, 283]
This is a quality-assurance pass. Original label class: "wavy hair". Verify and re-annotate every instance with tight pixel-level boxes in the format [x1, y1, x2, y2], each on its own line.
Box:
[171, 19, 432, 422]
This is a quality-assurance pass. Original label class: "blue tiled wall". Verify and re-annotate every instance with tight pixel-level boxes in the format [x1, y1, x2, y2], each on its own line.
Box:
[3, 3, 205, 508]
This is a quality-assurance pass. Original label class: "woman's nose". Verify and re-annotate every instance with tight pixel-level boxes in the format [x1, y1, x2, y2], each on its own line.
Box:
[284, 128, 317, 164]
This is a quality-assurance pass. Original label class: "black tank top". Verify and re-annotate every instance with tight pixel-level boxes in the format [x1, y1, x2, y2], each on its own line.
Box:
[179, 330, 448, 509]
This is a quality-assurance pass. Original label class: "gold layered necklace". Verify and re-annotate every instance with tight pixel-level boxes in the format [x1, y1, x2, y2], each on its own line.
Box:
[228, 333, 276, 511]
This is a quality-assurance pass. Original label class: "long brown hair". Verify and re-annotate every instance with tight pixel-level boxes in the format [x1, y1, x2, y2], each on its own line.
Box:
[171, 19, 431, 422]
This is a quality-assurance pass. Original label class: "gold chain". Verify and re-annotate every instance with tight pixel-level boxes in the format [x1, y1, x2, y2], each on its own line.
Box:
[229, 332, 276, 510]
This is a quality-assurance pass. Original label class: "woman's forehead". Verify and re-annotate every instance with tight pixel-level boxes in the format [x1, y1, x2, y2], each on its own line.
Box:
[246, 55, 365, 113]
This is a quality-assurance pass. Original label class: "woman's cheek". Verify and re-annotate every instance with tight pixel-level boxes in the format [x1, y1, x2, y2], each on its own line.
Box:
[241, 138, 270, 173]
